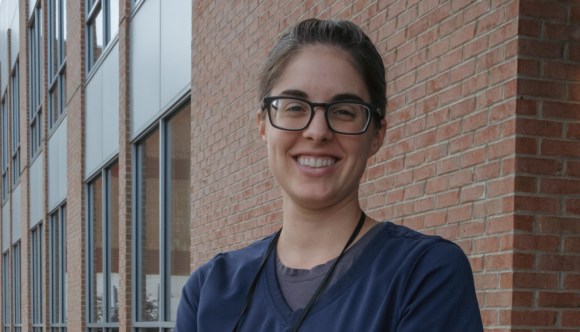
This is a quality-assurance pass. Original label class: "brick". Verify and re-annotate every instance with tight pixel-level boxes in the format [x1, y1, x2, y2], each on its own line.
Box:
[519, 0, 568, 20]
[567, 161, 580, 176]
[567, 199, 580, 215]
[542, 140, 580, 158]
[488, 177, 514, 197]
[486, 290, 512, 307]
[518, 58, 540, 77]
[564, 237, 580, 252]
[538, 254, 580, 271]
[568, 123, 580, 139]
[515, 195, 560, 213]
[543, 101, 580, 120]
[518, 136, 540, 156]
[460, 147, 486, 167]
[514, 234, 560, 252]
[517, 157, 562, 175]
[518, 18, 541, 37]
[517, 118, 563, 137]
[513, 272, 559, 289]
[545, 22, 580, 42]
[562, 310, 580, 326]
[539, 292, 580, 308]
[519, 39, 564, 59]
[436, 189, 459, 208]
[544, 61, 580, 81]
[518, 79, 565, 99]
[511, 310, 558, 326]
[541, 179, 580, 195]
[514, 176, 536, 193]
[564, 274, 580, 290]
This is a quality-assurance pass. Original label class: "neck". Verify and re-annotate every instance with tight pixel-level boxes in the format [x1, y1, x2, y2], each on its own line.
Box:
[277, 196, 376, 269]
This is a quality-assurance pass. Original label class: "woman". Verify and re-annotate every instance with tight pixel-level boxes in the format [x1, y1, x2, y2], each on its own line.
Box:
[175, 18, 483, 331]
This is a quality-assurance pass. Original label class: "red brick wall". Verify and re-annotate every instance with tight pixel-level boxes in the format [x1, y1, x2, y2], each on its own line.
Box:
[65, 0, 86, 330]
[513, 0, 580, 329]
[190, 0, 578, 331]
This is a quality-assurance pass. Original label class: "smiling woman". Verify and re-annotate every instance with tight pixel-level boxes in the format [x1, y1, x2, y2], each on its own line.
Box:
[175, 18, 483, 332]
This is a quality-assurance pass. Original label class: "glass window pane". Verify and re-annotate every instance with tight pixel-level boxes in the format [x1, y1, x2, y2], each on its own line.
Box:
[51, 210, 61, 322]
[138, 130, 160, 321]
[89, 6, 104, 67]
[109, 163, 119, 322]
[61, 0, 67, 60]
[13, 243, 21, 325]
[90, 176, 104, 322]
[2, 252, 9, 326]
[168, 106, 191, 321]
[109, 0, 119, 40]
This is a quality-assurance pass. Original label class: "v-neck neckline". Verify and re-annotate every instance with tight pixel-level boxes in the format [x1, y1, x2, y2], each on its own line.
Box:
[263, 222, 390, 325]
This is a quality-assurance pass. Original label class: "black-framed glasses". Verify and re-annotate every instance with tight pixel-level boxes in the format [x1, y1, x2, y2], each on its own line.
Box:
[261, 96, 380, 135]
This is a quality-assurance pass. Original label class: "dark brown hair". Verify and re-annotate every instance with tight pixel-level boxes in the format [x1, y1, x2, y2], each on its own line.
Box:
[258, 18, 387, 120]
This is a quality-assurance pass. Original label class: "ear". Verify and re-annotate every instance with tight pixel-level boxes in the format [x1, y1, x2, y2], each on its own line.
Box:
[368, 119, 387, 157]
[257, 110, 267, 142]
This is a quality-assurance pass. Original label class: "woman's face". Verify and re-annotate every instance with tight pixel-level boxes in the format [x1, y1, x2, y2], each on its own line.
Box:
[259, 45, 386, 211]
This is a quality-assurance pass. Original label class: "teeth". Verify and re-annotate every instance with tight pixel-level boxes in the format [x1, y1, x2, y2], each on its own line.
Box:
[297, 156, 336, 168]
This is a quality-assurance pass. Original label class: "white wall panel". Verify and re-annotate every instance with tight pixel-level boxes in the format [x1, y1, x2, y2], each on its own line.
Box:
[29, 153, 43, 227]
[131, 0, 161, 137]
[86, 70, 104, 177]
[49, 120, 67, 210]
[9, 2, 19, 68]
[2, 200, 9, 251]
[160, 0, 191, 108]
[12, 183, 20, 241]
[102, 45, 120, 160]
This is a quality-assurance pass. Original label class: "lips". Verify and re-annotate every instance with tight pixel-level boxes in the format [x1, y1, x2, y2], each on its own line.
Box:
[296, 156, 337, 168]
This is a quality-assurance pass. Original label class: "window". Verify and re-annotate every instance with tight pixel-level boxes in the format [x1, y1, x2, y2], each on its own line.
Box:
[31, 224, 43, 332]
[11, 62, 20, 186]
[1, 96, 8, 202]
[86, 0, 119, 71]
[48, 0, 67, 129]
[29, 1, 43, 158]
[134, 103, 191, 330]
[49, 206, 67, 332]
[13, 242, 21, 332]
[87, 162, 119, 332]
[2, 251, 9, 332]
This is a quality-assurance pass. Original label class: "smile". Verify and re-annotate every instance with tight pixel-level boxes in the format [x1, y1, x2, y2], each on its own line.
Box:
[296, 156, 337, 168]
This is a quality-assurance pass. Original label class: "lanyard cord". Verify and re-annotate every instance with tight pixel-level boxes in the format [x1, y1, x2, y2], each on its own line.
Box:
[232, 212, 367, 332]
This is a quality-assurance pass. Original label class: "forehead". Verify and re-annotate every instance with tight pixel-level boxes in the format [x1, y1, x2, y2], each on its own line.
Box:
[270, 45, 370, 101]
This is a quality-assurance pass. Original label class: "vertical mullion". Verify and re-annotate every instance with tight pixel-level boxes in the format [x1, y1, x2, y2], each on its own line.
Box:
[102, 168, 109, 323]
[159, 121, 168, 322]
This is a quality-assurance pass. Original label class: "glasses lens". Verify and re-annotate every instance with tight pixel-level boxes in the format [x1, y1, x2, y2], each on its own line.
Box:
[327, 103, 370, 134]
[269, 98, 311, 130]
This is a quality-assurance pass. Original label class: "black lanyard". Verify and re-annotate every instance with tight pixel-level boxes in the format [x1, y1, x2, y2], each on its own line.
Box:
[232, 212, 367, 332]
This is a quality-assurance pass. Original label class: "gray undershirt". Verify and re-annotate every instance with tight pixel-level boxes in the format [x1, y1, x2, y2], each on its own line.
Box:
[275, 223, 382, 311]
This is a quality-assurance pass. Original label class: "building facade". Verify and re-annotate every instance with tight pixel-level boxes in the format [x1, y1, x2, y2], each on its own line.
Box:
[0, 0, 578, 331]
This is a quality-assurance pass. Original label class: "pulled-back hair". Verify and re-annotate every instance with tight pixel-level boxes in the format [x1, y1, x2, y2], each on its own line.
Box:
[258, 18, 387, 119]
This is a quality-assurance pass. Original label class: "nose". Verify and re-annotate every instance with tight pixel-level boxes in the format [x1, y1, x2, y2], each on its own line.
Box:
[302, 108, 333, 142]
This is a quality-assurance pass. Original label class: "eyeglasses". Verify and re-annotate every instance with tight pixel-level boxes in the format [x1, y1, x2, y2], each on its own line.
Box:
[261, 96, 380, 135]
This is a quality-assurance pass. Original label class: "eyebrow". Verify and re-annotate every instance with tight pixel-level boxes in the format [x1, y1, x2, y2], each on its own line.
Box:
[278, 90, 365, 102]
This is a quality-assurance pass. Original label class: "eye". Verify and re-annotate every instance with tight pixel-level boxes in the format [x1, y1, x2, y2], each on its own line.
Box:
[282, 102, 308, 113]
[329, 104, 359, 120]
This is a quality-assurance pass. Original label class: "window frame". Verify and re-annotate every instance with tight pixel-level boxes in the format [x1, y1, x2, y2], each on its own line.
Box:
[31, 223, 44, 331]
[1, 95, 8, 203]
[47, 0, 67, 130]
[132, 101, 191, 330]
[49, 205, 67, 331]
[2, 250, 10, 332]
[85, 0, 119, 73]
[10, 61, 20, 187]
[86, 160, 120, 332]
[28, 2, 43, 160]
[12, 242, 21, 332]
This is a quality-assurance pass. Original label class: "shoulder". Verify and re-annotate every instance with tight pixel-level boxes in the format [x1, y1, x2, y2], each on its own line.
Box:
[372, 221, 472, 278]
[184, 234, 274, 292]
